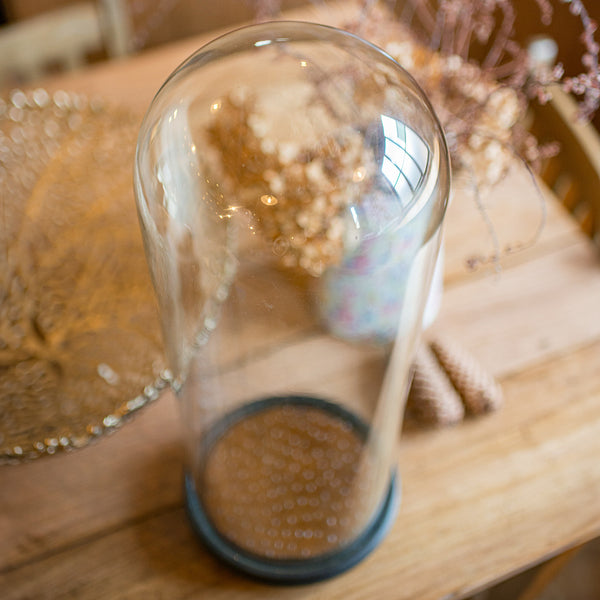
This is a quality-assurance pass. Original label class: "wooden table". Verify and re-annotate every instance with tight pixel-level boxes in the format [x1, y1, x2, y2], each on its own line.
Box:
[3, 24, 600, 600]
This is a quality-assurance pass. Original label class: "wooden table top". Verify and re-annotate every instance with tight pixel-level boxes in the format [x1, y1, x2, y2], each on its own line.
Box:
[3, 21, 600, 600]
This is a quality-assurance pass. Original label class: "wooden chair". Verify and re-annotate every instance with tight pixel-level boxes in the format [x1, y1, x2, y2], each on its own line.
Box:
[0, 0, 130, 87]
[513, 88, 600, 590]
[512, 41, 600, 596]
[463, 36, 600, 600]
[469, 85, 600, 600]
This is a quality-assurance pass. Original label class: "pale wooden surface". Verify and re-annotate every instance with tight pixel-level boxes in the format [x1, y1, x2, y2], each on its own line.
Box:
[3, 22, 600, 600]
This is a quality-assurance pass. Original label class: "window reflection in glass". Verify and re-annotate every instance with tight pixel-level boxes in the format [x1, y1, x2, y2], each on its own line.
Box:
[380, 114, 429, 207]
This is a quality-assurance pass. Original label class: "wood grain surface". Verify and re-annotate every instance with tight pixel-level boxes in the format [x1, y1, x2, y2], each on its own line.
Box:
[3, 14, 600, 600]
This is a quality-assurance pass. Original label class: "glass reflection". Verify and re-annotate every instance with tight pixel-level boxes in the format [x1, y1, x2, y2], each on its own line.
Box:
[380, 114, 429, 207]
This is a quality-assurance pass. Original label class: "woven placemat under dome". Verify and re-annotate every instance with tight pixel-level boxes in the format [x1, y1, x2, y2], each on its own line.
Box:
[0, 89, 168, 462]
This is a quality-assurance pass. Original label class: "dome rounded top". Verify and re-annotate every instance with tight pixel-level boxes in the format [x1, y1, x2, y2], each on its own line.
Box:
[135, 22, 450, 277]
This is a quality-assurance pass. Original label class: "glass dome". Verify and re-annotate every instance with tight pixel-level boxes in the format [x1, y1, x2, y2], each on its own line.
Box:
[134, 21, 450, 582]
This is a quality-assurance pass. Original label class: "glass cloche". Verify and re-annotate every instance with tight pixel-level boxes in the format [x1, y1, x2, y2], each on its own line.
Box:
[134, 21, 450, 582]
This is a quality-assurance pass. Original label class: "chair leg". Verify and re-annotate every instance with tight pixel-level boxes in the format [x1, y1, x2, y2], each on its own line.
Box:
[99, 0, 132, 56]
[515, 545, 583, 600]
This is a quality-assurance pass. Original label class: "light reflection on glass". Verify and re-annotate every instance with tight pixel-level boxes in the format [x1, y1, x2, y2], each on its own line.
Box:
[349, 206, 361, 230]
[352, 167, 366, 182]
[261, 194, 278, 206]
[380, 114, 429, 207]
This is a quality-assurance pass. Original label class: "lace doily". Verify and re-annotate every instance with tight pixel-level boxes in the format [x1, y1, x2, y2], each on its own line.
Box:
[0, 89, 167, 462]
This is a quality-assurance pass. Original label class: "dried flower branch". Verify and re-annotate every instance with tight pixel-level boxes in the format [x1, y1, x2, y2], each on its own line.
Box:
[316, 0, 598, 266]
[129, 0, 600, 267]
[354, 0, 600, 120]
[128, 0, 600, 120]
[246, 0, 573, 269]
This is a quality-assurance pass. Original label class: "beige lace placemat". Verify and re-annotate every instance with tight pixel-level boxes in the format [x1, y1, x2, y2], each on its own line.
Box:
[0, 89, 168, 462]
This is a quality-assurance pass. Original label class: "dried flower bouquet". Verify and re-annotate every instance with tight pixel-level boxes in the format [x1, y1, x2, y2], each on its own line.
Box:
[254, 0, 600, 188]
[204, 0, 600, 280]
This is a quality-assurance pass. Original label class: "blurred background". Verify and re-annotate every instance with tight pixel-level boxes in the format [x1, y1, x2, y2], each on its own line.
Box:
[0, 0, 599, 72]
[2, 0, 599, 131]
[0, 0, 305, 60]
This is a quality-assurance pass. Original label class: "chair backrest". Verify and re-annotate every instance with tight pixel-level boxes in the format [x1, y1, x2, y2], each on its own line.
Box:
[98, 0, 131, 58]
[0, 0, 130, 87]
[530, 85, 600, 250]
[525, 35, 600, 249]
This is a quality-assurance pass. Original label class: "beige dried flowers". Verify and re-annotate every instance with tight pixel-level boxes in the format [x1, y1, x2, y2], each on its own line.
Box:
[206, 21, 525, 277]
[207, 92, 376, 276]
[383, 31, 522, 193]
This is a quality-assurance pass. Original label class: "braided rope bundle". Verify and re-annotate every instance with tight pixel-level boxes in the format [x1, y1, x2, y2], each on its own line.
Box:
[408, 336, 503, 426]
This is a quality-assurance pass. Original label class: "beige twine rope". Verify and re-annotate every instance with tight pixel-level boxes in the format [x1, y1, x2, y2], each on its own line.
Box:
[408, 336, 504, 426]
